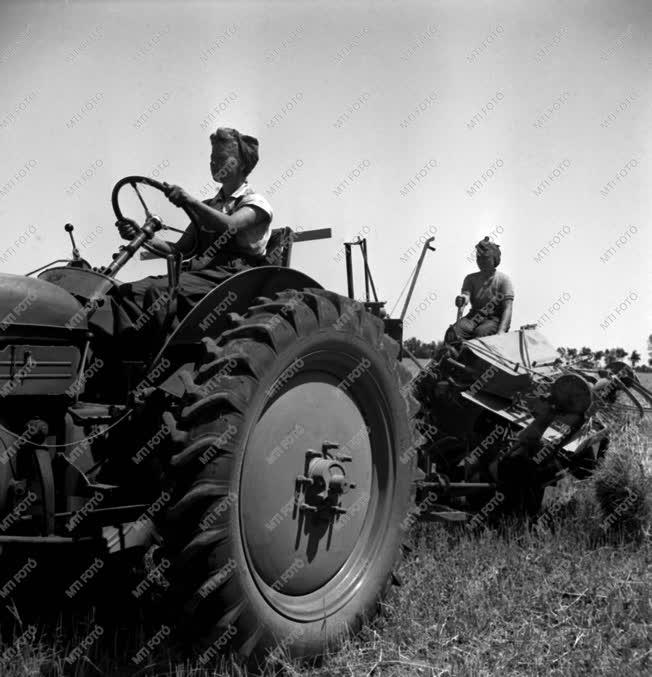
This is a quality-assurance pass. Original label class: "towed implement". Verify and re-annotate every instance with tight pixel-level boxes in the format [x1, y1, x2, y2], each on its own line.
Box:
[343, 234, 651, 524]
[393, 239, 652, 522]
[411, 332, 652, 519]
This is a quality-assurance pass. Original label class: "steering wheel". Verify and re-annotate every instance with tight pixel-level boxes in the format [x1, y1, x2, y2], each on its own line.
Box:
[111, 176, 196, 257]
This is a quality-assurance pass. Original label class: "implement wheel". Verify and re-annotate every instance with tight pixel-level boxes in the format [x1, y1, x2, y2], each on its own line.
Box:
[159, 289, 420, 663]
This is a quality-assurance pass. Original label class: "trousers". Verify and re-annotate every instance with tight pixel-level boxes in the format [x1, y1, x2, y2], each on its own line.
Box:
[445, 315, 501, 343]
[117, 260, 251, 355]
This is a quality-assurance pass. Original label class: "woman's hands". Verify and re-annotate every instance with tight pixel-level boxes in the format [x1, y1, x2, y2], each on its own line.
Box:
[164, 183, 194, 208]
[116, 217, 141, 241]
[115, 182, 195, 247]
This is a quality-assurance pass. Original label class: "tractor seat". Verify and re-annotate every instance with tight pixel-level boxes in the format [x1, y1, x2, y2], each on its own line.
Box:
[264, 227, 294, 267]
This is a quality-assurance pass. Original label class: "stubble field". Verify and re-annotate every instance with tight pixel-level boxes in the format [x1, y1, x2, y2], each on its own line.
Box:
[0, 368, 650, 676]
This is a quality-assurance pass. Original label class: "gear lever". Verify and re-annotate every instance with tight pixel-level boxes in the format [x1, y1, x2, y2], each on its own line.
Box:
[64, 223, 81, 261]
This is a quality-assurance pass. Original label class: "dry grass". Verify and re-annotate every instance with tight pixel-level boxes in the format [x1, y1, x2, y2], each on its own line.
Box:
[0, 421, 650, 676]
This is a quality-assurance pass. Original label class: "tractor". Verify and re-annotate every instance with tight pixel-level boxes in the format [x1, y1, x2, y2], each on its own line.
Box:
[0, 175, 421, 663]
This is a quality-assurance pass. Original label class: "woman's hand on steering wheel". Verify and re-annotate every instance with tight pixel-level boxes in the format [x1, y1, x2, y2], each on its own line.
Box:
[112, 176, 197, 232]
[163, 183, 193, 208]
[116, 217, 142, 241]
[111, 175, 198, 259]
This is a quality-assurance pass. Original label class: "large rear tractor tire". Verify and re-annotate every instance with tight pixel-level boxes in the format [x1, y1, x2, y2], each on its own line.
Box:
[158, 289, 420, 664]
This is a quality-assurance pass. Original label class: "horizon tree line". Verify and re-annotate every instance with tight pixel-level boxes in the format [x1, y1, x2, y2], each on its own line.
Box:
[556, 346, 643, 369]
[403, 336, 649, 370]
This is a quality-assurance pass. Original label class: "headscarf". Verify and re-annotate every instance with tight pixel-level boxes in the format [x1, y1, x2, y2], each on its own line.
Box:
[475, 236, 501, 267]
[210, 127, 259, 177]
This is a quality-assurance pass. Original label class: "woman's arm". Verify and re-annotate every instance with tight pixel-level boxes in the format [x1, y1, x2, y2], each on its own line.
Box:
[146, 222, 197, 257]
[186, 200, 260, 235]
[497, 273, 514, 333]
[497, 299, 513, 333]
[166, 185, 259, 236]
[146, 236, 174, 255]
[116, 218, 196, 257]
[456, 275, 472, 308]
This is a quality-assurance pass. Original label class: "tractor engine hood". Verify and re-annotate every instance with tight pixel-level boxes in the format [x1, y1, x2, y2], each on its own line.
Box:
[0, 271, 87, 334]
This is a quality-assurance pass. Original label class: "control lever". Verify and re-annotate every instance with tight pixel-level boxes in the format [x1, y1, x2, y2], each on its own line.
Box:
[167, 252, 182, 303]
[161, 251, 183, 336]
[65, 223, 81, 261]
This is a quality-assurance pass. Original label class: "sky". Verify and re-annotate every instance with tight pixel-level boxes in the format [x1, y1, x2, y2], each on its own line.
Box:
[0, 0, 650, 359]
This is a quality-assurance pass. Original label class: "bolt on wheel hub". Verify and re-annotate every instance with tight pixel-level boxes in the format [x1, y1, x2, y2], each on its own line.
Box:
[296, 442, 357, 518]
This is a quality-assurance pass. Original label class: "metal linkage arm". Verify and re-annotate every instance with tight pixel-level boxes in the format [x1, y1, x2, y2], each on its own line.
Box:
[399, 236, 436, 323]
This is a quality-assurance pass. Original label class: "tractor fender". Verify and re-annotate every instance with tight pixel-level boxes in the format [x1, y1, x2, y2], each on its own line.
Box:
[153, 266, 322, 396]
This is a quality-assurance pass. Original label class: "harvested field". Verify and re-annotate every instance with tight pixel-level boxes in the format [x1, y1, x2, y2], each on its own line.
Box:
[1, 416, 649, 676]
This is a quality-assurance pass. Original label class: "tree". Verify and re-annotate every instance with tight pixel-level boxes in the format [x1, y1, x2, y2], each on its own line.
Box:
[604, 349, 616, 365]
[630, 350, 641, 368]
[567, 347, 578, 360]
[578, 346, 593, 366]
[403, 337, 442, 359]
[593, 350, 604, 366]
[614, 347, 627, 361]
[404, 337, 424, 357]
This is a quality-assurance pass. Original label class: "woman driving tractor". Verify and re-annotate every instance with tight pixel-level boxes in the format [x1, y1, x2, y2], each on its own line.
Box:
[116, 126, 273, 323]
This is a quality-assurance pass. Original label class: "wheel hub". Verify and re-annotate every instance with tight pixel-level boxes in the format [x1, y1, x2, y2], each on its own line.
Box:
[296, 442, 357, 517]
[240, 377, 372, 596]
